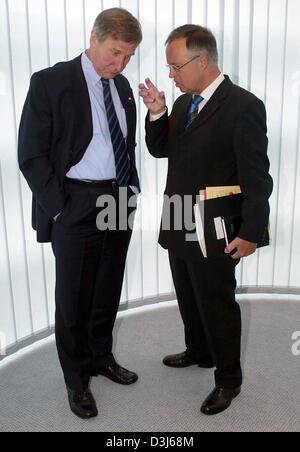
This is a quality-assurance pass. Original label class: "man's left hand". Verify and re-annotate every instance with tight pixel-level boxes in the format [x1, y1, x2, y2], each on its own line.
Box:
[225, 237, 257, 259]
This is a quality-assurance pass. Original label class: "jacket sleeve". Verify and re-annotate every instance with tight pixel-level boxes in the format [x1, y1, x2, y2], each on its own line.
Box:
[18, 72, 66, 219]
[234, 98, 273, 243]
[145, 109, 169, 158]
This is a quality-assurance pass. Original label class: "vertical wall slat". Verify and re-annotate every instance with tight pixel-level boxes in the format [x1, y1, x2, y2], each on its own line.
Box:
[46, 0, 67, 65]
[122, 0, 144, 304]
[65, 0, 85, 59]
[286, 0, 300, 287]
[0, 0, 18, 350]
[83, 0, 102, 46]
[273, 0, 300, 287]
[259, 0, 287, 288]
[0, 162, 18, 348]
[156, 0, 174, 296]
[191, 0, 207, 26]
[289, 95, 300, 287]
[3, 0, 34, 340]
[241, 0, 269, 288]
[139, 0, 159, 299]
[223, 0, 239, 83]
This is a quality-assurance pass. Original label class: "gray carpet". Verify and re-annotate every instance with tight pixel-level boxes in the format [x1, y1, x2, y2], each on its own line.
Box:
[0, 299, 299, 432]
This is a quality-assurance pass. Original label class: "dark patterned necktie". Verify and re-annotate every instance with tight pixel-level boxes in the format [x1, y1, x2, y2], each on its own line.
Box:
[186, 95, 204, 128]
[101, 78, 131, 186]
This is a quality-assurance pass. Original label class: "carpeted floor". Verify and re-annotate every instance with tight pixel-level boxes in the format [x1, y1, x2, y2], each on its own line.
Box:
[0, 298, 299, 432]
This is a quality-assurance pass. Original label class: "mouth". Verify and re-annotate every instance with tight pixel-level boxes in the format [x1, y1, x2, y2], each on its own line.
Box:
[105, 69, 119, 75]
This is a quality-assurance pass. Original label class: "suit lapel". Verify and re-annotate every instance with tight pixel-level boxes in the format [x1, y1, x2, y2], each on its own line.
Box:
[177, 95, 193, 133]
[70, 55, 93, 146]
[69, 58, 136, 162]
[70, 57, 135, 147]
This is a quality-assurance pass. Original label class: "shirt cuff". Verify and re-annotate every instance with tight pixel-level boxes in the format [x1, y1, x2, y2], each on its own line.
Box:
[129, 186, 139, 195]
[149, 108, 168, 122]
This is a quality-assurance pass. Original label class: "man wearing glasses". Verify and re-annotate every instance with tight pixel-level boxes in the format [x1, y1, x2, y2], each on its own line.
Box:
[139, 25, 272, 415]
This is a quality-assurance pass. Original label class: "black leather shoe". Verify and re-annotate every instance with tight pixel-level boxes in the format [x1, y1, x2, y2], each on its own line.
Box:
[163, 351, 214, 368]
[200, 386, 241, 415]
[67, 388, 98, 419]
[95, 362, 138, 385]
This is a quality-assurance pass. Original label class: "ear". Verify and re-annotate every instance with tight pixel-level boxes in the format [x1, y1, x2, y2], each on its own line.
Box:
[90, 29, 97, 47]
[198, 53, 209, 70]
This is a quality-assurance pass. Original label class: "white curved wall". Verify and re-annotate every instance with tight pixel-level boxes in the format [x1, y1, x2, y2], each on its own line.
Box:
[0, 0, 300, 357]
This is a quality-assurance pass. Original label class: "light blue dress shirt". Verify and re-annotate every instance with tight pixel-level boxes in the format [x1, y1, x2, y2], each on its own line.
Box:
[66, 52, 128, 181]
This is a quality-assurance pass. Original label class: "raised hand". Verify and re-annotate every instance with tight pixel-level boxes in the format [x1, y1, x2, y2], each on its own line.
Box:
[139, 78, 166, 115]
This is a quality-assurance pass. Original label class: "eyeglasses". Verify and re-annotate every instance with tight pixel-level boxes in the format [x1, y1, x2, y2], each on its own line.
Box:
[166, 55, 201, 72]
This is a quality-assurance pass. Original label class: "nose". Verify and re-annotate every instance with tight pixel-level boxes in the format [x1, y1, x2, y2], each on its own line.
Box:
[169, 68, 176, 79]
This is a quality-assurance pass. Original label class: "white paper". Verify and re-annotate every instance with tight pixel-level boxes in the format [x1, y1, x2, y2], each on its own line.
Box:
[194, 204, 207, 258]
[221, 219, 229, 246]
[214, 217, 225, 240]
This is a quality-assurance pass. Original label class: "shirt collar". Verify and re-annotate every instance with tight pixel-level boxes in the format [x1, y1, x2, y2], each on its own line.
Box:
[81, 51, 102, 87]
[200, 73, 225, 101]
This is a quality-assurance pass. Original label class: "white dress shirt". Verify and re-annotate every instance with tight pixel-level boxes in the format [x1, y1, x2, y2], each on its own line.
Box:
[67, 52, 127, 180]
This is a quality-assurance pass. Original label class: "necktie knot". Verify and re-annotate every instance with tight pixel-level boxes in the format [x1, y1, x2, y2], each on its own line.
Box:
[191, 95, 203, 110]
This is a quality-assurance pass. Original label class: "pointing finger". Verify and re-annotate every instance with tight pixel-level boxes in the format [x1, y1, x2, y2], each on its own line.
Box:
[145, 78, 156, 90]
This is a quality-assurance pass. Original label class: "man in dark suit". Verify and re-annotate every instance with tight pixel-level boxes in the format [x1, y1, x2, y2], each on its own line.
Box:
[18, 8, 142, 419]
[139, 25, 273, 415]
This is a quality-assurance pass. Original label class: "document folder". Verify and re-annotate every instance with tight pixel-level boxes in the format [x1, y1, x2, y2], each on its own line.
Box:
[194, 191, 270, 258]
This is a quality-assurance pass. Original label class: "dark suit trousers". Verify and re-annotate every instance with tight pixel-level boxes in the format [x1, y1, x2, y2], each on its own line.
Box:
[169, 251, 242, 389]
[51, 180, 135, 390]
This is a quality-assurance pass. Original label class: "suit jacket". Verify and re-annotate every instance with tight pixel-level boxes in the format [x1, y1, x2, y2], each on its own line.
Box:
[145, 75, 273, 261]
[18, 54, 140, 243]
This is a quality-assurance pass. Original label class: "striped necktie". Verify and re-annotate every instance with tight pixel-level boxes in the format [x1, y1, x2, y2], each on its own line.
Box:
[101, 78, 131, 186]
[186, 95, 204, 129]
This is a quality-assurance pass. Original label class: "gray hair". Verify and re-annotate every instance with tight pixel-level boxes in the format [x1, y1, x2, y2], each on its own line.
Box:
[93, 8, 142, 44]
[165, 24, 218, 65]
